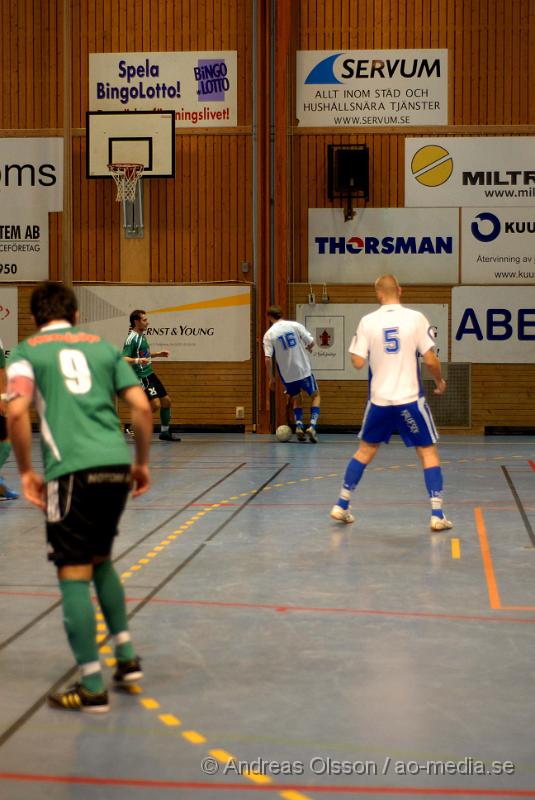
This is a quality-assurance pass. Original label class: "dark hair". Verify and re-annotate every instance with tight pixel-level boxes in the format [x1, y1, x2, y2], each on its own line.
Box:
[129, 309, 146, 329]
[267, 304, 283, 320]
[30, 281, 78, 327]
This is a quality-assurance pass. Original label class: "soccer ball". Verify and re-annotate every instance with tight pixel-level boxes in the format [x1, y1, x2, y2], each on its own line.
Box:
[275, 424, 292, 442]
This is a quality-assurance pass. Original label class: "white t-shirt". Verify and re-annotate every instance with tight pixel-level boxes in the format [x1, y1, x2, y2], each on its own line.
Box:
[349, 303, 435, 406]
[263, 319, 314, 383]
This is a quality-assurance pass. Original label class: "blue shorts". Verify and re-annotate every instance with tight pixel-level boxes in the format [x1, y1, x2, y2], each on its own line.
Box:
[282, 374, 318, 398]
[359, 398, 438, 448]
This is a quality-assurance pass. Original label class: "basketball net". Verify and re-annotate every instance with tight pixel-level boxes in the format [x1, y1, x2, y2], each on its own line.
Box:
[108, 163, 144, 203]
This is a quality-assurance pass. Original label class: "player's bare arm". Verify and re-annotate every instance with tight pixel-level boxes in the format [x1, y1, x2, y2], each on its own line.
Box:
[7, 394, 46, 510]
[351, 353, 367, 370]
[422, 349, 447, 395]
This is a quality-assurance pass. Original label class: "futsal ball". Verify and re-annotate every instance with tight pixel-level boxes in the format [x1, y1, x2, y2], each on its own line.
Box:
[275, 424, 292, 442]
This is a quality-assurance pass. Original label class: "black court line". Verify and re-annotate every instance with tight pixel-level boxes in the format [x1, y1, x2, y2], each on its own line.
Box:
[501, 465, 535, 548]
[0, 462, 289, 748]
[0, 463, 246, 654]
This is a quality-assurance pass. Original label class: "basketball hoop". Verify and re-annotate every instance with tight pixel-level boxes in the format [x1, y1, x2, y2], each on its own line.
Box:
[108, 163, 144, 202]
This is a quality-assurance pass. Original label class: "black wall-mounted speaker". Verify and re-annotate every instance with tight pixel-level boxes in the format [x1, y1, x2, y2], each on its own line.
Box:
[328, 145, 369, 199]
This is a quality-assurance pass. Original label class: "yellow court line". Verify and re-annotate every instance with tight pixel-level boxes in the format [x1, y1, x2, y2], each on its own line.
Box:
[209, 749, 235, 763]
[243, 771, 272, 785]
[280, 792, 313, 800]
[181, 730, 206, 744]
[140, 698, 160, 709]
[451, 538, 461, 559]
[159, 713, 181, 726]
[474, 507, 502, 610]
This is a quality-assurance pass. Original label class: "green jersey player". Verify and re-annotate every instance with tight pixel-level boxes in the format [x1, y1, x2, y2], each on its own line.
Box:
[122, 309, 180, 441]
[7, 282, 153, 713]
[0, 337, 19, 499]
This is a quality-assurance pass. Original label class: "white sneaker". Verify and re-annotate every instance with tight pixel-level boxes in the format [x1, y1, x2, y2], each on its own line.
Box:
[296, 426, 306, 442]
[430, 515, 453, 531]
[306, 426, 318, 443]
[330, 505, 355, 524]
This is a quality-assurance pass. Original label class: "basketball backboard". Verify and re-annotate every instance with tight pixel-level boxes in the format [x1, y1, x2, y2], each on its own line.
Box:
[86, 110, 175, 179]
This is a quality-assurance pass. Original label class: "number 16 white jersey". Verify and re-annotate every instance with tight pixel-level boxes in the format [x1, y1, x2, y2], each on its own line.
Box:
[349, 303, 436, 406]
[263, 319, 314, 383]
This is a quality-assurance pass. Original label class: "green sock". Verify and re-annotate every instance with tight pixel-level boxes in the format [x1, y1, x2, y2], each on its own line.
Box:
[93, 560, 135, 662]
[0, 440, 11, 471]
[59, 579, 105, 693]
[160, 406, 171, 430]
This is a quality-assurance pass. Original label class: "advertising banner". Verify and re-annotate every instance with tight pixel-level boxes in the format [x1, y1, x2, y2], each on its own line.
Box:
[452, 286, 535, 362]
[89, 51, 237, 127]
[0, 287, 18, 357]
[0, 138, 63, 211]
[308, 208, 458, 284]
[296, 303, 448, 380]
[296, 49, 448, 127]
[0, 206, 49, 282]
[461, 208, 535, 284]
[405, 137, 535, 207]
[77, 284, 250, 361]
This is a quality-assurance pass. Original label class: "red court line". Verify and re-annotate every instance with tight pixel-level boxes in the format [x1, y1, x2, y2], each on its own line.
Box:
[1, 774, 535, 796]
[1, 590, 535, 624]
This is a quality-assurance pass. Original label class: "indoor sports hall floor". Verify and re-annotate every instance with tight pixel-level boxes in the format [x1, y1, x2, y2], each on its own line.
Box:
[1, 432, 535, 800]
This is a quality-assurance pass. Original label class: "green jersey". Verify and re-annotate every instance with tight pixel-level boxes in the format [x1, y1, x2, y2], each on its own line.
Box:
[122, 330, 153, 379]
[0, 339, 5, 369]
[7, 323, 139, 481]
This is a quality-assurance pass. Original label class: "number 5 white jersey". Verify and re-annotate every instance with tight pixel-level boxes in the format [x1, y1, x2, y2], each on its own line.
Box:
[349, 303, 436, 406]
[263, 319, 314, 383]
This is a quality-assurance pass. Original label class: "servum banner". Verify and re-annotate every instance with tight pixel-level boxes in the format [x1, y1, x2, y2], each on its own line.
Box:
[452, 286, 535, 362]
[296, 303, 448, 380]
[296, 49, 447, 127]
[308, 208, 458, 284]
[89, 51, 237, 127]
[405, 137, 535, 207]
[461, 208, 535, 284]
[77, 284, 250, 361]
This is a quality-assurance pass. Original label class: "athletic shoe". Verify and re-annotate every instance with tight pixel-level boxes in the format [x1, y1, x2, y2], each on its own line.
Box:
[306, 426, 318, 443]
[47, 683, 110, 713]
[113, 656, 143, 685]
[430, 515, 453, 531]
[0, 477, 19, 500]
[296, 426, 306, 442]
[159, 431, 181, 441]
[330, 505, 355, 524]
[124, 426, 135, 437]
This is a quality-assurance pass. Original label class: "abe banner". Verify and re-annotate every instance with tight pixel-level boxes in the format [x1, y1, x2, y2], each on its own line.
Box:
[297, 49, 447, 127]
[308, 208, 458, 284]
[89, 51, 237, 127]
[77, 284, 250, 361]
[452, 286, 535, 362]
[296, 303, 448, 380]
[461, 208, 535, 284]
[406, 137, 535, 208]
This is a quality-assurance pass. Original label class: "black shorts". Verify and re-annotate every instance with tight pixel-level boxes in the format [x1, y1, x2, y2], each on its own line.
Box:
[141, 372, 167, 401]
[0, 414, 6, 441]
[46, 466, 131, 567]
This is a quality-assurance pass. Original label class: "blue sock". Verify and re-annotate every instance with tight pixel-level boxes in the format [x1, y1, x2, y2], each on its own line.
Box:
[336, 458, 367, 510]
[310, 406, 320, 427]
[424, 466, 445, 518]
[294, 408, 303, 427]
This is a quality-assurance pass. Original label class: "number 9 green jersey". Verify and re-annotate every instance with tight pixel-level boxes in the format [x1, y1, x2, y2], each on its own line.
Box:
[7, 324, 139, 481]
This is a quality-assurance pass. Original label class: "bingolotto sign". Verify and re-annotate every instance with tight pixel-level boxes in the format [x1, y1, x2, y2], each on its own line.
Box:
[405, 137, 535, 207]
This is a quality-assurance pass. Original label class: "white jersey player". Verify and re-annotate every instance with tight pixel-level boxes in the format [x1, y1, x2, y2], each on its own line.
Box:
[263, 305, 321, 443]
[330, 274, 452, 531]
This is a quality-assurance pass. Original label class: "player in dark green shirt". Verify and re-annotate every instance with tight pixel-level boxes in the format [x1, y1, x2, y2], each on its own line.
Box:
[0, 338, 19, 500]
[7, 282, 153, 713]
[122, 309, 180, 441]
